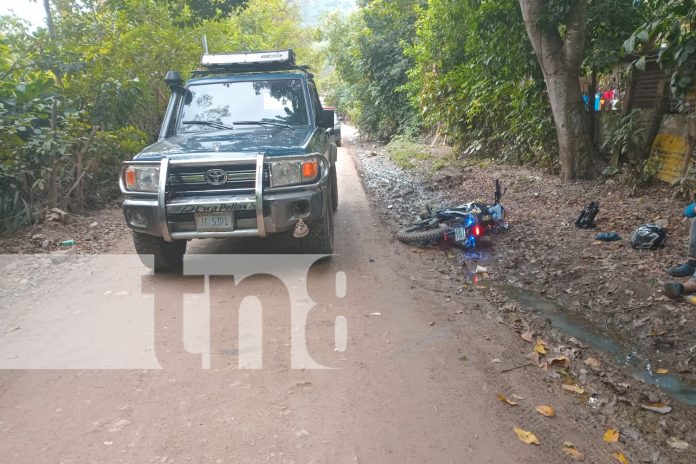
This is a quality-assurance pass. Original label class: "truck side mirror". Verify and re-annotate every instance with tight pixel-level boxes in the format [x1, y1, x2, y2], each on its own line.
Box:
[319, 108, 334, 129]
[165, 70, 183, 91]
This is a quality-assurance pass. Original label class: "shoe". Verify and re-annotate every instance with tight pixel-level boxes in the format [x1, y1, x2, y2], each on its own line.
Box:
[667, 262, 696, 277]
[663, 282, 685, 299]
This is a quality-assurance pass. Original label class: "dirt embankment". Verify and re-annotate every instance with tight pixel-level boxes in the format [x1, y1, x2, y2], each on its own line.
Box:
[354, 137, 696, 462]
[0, 203, 130, 255]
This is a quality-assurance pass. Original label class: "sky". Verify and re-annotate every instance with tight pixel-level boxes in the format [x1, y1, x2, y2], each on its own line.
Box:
[0, 1, 46, 28]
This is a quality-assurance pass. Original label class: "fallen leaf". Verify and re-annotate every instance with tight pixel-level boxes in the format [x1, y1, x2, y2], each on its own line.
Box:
[604, 428, 620, 443]
[520, 331, 534, 342]
[535, 405, 556, 417]
[534, 337, 548, 354]
[513, 426, 540, 445]
[655, 368, 669, 375]
[497, 393, 518, 406]
[561, 384, 585, 394]
[491, 358, 502, 363]
[548, 355, 570, 368]
[584, 357, 601, 369]
[666, 436, 689, 450]
[641, 403, 672, 414]
[612, 451, 629, 464]
[563, 442, 585, 461]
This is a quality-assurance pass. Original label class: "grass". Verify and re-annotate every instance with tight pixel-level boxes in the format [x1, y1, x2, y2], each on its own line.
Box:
[386, 136, 432, 169]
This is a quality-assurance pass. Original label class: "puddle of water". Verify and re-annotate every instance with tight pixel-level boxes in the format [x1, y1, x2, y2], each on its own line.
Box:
[498, 283, 696, 407]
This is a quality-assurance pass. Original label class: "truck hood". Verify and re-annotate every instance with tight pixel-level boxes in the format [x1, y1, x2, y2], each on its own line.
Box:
[134, 126, 315, 160]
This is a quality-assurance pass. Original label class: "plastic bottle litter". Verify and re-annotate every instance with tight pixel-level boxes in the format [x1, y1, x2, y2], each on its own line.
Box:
[58, 240, 76, 247]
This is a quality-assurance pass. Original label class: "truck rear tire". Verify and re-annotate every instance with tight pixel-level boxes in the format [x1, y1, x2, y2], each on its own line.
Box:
[299, 198, 334, 254]
[132, 232, 186, 272]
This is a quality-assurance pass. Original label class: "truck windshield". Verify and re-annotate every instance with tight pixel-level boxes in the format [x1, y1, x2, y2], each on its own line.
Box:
[178, 79, 309, 132]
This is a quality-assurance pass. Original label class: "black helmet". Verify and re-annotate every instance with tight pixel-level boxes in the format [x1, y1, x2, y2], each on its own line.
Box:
[631, 224, 666, 250]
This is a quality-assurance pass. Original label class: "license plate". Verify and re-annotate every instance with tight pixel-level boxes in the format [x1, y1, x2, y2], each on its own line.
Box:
[454, 227, 467, 242]
[195, 212, 234, 232]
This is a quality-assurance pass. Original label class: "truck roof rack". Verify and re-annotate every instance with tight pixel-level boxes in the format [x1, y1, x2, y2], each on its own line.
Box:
[192, 49, 310, 75]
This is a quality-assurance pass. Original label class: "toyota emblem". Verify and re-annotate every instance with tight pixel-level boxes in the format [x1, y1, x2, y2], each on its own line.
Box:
[205, 168, 228, 186]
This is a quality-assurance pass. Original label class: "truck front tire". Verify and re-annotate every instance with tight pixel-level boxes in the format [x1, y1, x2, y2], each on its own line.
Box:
[299, 197, 334, 254]
[132, 232, 186, 272]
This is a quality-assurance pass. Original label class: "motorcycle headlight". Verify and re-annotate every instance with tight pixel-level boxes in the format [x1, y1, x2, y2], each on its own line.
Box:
[123, 165, 160, 192]
[270, 159, 319, 187]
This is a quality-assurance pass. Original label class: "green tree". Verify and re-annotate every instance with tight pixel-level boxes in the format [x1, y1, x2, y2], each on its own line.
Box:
[624, 0, 696, 99]
[518, 0, 602, 180]
[0, 0, 320, 232]
[325, 0, 422, 139]
[407, 0, 555, 165]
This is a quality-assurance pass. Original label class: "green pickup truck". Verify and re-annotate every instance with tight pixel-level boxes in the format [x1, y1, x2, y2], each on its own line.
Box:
[119, 50, 338, 270]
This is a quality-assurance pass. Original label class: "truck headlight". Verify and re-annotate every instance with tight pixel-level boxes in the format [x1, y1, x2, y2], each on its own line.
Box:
[123, 165, 160, 192]
[270, 159, 319, 187]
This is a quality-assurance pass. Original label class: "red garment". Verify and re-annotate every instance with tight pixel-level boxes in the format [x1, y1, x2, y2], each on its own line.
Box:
[603, 89, 615, 101]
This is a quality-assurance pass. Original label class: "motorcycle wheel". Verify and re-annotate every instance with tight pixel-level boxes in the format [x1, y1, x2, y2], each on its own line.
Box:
[396, 221, 450, 244]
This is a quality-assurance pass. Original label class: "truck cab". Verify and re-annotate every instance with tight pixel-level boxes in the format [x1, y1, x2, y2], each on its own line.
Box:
[119, 50, 338, 270]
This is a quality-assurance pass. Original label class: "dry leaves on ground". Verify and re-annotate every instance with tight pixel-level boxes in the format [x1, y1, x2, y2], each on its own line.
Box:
[640, 402, 672, 414]
[534, 337, 548, 354]
[497, 393, 518, 406]
[547, 355, 569, 368]
[563, 442, 585, 461]
[513, 426, 540, 445]
[535, 405, 555, 417]
[561, 384, 585, 394]
[612, 451, 629, 464]
[603, 428, 620, 443]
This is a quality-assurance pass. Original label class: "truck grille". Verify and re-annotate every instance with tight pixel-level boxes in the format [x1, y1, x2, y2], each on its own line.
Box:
[164, 162, 268, 234]
[166, 163, 269, 196]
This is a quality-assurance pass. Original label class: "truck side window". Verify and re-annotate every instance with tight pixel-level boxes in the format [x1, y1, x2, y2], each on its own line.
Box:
[308, 82, 322, 124]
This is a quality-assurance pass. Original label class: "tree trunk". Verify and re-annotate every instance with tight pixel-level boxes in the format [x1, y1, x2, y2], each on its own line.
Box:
[47, 99, 58, 210]
[43, 0, 64, 88]
[518, 0, 604, 180]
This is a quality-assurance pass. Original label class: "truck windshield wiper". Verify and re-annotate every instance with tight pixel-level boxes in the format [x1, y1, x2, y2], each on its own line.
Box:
[181, 120, 235, 131]
[233, 120, 294, 129]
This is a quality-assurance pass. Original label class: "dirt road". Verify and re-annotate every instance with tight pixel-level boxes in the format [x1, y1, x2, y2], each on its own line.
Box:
[0, 132, 628, 463]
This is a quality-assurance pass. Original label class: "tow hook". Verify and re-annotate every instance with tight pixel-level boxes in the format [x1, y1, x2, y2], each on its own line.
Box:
[293, 218, 309, 238]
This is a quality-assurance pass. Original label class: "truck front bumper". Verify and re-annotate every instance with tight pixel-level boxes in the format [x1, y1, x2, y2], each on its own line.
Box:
[121, 154, 329, 241]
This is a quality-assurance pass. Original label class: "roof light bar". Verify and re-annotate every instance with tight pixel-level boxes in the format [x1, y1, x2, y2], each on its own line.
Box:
[201, 49, 296, 68]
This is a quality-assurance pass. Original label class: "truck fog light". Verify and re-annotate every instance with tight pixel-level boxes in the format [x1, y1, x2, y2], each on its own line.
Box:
[289, 200, 310, 219]
[127, 209, 147, 228]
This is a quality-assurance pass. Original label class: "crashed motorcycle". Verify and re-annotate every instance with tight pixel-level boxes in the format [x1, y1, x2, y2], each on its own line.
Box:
[396, 180, 508, 248]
